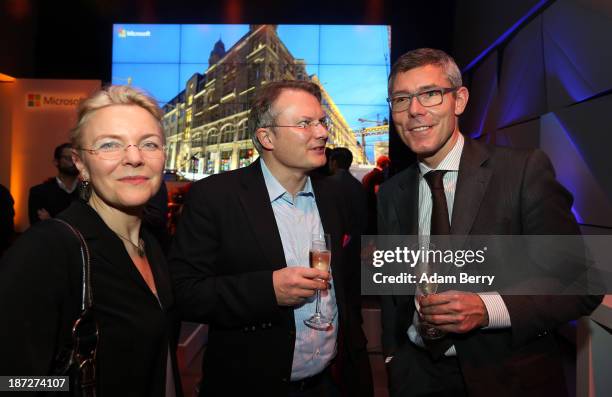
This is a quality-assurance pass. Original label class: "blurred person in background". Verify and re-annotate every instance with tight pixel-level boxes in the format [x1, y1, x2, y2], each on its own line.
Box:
[362, 154, 390, 234]
[0, 183, 15, 255]
[28, 142, 80, 225]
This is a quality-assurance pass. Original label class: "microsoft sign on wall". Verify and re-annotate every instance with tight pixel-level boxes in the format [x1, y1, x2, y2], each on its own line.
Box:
[26, 93, 85, 108]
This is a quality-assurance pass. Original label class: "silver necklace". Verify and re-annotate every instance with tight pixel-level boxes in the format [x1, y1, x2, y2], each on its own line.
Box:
[115, 232, 146, 257]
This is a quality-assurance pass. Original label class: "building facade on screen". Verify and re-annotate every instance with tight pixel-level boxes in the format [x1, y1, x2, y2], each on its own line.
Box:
[162, 25, 366, 176]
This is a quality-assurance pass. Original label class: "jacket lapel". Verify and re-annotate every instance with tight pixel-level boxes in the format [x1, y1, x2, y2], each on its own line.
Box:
[237, 159, 287, 271]
[311, 178, 342, 267]
[144, 231, 173, 308]
[395, 164, 420, 235]
[61, 201, 158, 298]
[451, 137, 492, 235]
[311, 176, 347, 321]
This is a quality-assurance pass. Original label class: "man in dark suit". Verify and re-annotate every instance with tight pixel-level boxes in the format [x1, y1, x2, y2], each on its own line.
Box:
[28, 142, 79, 225]
[378, 48, 602, 397]
[170, 80, 373, 397]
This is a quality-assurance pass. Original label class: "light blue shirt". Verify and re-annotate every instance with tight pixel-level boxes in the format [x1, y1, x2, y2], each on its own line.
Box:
[260, 159, 338, 380]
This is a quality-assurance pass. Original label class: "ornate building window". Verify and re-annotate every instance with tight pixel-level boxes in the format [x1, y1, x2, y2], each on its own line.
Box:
[237, 120, 248, 141]
[193, 113, 205, 128]
[192, 132, 203, 148]
[194, 96, 205, 113]
[207, 128, 219, 145]
[220, 124, 236, 143]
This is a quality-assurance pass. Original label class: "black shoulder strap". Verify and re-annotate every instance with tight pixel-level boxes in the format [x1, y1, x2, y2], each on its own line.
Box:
[50, 219, 98, 397]
[53, 218, 92, 311]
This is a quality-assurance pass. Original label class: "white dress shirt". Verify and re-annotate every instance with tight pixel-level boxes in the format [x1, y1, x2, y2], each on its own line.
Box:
[409, 134, 511, 356]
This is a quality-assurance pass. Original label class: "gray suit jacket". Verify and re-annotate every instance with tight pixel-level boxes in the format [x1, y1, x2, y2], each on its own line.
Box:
[378, 136, 602, 397]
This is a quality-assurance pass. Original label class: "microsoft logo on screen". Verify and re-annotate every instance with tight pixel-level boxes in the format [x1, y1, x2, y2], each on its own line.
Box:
[117, 27, 151, 38]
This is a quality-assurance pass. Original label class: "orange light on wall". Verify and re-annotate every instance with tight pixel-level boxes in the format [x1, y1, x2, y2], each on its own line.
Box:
[6, 79, 101, 231]
[0, 73, 17, 82]
[9, 122, 26, 233]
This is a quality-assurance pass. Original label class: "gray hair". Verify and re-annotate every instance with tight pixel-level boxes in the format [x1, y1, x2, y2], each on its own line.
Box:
[388, 48, 462, 95]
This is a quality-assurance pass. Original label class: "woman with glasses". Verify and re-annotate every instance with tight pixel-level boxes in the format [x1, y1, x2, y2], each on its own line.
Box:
[0, 85, 182, 397]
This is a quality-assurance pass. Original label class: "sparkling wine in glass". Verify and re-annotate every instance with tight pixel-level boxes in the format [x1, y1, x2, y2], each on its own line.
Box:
[415, 242, 445, 340]
[304, 233, 332, 330]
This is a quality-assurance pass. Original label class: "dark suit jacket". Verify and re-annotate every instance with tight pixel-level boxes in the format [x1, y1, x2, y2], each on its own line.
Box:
[169, 159, 373, 397]
[0, 201, 182, 397]
[329, 169, 368, 235]
[28, 178, 79, 225]
[378, 137, 603, 397]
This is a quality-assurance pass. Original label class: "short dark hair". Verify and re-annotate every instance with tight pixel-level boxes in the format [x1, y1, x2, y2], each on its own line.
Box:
[54, 143, 72, 160]
[330, 147, 353, 170]
[248, 80, 322, 153]
[388, 48, 462, 96]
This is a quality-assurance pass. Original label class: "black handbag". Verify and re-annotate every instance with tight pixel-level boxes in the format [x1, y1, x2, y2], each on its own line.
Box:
[49, 219, 98, 397]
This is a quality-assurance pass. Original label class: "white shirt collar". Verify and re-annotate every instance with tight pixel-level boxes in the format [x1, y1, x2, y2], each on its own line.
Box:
[418, 133, 464, 175]
[260, 159, 313, 203]
[56, 176, 78, 194]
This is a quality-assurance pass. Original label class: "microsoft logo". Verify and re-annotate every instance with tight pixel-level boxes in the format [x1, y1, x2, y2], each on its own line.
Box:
[117, 27, 151, 38]
[27, 94, 41, 107]
[26, 93, 85, 108]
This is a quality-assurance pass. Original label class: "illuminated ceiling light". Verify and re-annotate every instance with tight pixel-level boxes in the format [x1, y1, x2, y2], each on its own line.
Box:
[0, 73, 17, 82]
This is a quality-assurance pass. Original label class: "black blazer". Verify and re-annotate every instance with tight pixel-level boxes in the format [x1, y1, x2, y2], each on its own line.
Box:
[169, 159, 373, 397]
[378, 137, 603, 397]
[0, 201, 182, 397]
[28, 178, 78, 225]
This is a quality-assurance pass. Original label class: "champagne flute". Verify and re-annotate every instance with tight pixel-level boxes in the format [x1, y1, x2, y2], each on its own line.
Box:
[414, 242, 445, 340]
[304, 233, 332, 330]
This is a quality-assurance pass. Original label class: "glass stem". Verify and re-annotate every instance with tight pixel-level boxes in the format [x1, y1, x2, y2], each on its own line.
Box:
[314, 289, 321, 315]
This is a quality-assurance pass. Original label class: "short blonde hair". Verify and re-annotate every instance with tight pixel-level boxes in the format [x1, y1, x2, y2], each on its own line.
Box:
[71, 85, 163, 147]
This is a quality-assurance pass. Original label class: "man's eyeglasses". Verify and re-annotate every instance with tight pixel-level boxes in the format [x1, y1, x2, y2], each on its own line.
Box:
[387, 87, 458, 112]
[263, 117, 330, 131]
[78, 140, 166, 161]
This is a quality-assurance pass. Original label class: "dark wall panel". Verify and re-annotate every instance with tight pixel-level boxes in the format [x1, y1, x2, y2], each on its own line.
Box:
[541, 109, 612, 227]
[543, 0, 612, 109]
[495, 119, 540, 149]
[553, 94, 612, 203]
[461, 52, 497, 138]
[456, 0, 612, 228]
[453, 0, 542, 68]
[495, 15, 546, 128]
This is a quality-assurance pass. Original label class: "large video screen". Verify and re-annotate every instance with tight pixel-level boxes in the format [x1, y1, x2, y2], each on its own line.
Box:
[112, 24, 390, 176]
